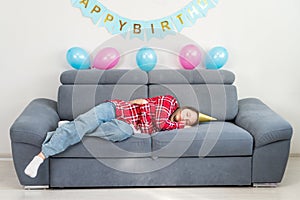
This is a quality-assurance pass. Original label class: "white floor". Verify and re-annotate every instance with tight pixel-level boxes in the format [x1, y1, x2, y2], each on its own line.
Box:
[1, 157, 300, 200]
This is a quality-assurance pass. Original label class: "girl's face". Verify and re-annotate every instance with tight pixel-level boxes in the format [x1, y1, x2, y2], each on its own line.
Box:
[172, 108, 198, 126]
[180, 108, 198, 126]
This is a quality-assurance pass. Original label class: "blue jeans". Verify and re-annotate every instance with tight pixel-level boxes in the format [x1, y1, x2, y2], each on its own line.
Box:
[41, 102, 133, 158]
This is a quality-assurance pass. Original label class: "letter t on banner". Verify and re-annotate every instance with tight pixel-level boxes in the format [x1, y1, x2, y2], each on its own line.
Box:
[171, 10, 193, 32]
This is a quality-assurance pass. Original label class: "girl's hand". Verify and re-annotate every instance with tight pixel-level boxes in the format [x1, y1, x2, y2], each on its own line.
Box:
[129, 99, 148, 105]
[180, 121, 191, 129]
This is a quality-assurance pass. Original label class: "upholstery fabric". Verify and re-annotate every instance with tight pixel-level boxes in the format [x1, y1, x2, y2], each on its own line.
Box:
[148, 69, 235, 84]
[11, 142, 49, 186]
[53, 133, 152, 158]
[10, 98, 60, 147]
[252, 140, 291, 183]
[53, 122, 253, 158]
[152, 122, 253, 157]
[60, 69, 148, 85]
[235, 98, 293, 147]
[49, 157, 251, 187]
[149, 84, 238, 121]
[9, 69, 293, 187]
[58, 85, 148, 120]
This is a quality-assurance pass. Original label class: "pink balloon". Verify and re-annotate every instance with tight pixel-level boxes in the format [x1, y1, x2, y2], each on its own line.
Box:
[93, 47, 120, 70]
[179, 44, 202, 70]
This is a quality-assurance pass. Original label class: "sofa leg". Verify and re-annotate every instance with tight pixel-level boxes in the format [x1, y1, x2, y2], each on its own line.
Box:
[253, 183, 278, 188]
[24, 185, 49, 190]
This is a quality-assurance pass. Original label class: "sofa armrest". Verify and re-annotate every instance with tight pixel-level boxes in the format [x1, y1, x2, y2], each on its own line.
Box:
[10, 98, 60, 147]
[235, 98, 293, 148]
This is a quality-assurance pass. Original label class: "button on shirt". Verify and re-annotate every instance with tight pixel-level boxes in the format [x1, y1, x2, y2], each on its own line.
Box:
[109, 95, 185, 134]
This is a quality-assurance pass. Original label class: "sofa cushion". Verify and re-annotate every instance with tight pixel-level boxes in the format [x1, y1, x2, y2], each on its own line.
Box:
[53, 133, 151, 158]
[58, 85, 148, 120]
[152, 122, 253, 157]
[60, 69, 148, 85]
[58, 69, 149, 120]
[10, 99, 60, 147]
[148, 69, 235, 84]
[149, 84, 238, 121]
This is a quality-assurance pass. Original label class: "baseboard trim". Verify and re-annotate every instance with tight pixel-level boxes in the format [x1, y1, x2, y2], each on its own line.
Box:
[290, 153, 300, 157]
[0, 153, 12, 158]
[0, 153, 300, 159]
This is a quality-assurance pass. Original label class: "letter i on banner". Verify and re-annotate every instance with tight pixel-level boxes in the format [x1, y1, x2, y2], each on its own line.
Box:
[145, 20, 164, 40]
[145, 22, 156, 41]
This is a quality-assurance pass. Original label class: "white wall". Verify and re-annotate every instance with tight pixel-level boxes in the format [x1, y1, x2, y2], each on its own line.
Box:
[1, 0, 299, 156]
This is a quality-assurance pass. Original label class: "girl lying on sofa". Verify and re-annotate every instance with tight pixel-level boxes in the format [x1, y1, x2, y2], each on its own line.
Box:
[24, 95, 199, 178]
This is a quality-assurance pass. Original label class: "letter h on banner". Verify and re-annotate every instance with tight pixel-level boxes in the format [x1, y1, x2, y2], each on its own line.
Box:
[73, 0, 106, 24]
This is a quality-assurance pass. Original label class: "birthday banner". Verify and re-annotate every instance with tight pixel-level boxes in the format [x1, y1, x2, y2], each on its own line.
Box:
[71, 0, 219, 40]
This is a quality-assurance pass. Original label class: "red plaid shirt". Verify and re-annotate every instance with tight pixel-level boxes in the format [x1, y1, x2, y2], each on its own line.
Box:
[109, 95, 185, 134]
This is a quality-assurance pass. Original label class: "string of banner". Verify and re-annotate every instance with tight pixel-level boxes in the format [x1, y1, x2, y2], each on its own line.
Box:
[71, 0, 219, 40]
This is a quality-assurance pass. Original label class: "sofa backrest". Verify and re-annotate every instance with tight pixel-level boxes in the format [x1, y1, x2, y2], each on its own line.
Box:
[58, 70, 148, 120]
[148, 70, 238, 121]
[57, 69, 238, 121]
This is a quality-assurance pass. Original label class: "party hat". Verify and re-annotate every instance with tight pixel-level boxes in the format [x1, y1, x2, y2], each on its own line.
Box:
[199, 112, 217, 122]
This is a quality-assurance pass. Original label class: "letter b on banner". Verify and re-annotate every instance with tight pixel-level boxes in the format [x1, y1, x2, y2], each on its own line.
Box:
[134, 24, 142, 34]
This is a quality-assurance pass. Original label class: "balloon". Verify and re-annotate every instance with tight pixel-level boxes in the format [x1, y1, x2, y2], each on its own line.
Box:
[205, 46, 228, 69]
[136, 47, 157, 72]
[93, 47, 120, 70]
[179, 44, 202, 70]
[66, 47, 90, 70]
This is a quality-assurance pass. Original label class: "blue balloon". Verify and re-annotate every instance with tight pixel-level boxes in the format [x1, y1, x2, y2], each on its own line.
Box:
[205, 47, 228, 69]
[136, 47, 157, 72]
[66, 47, 91, 70]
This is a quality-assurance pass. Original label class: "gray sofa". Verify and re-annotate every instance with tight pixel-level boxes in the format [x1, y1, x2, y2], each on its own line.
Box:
[10, 69, 293, 188]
